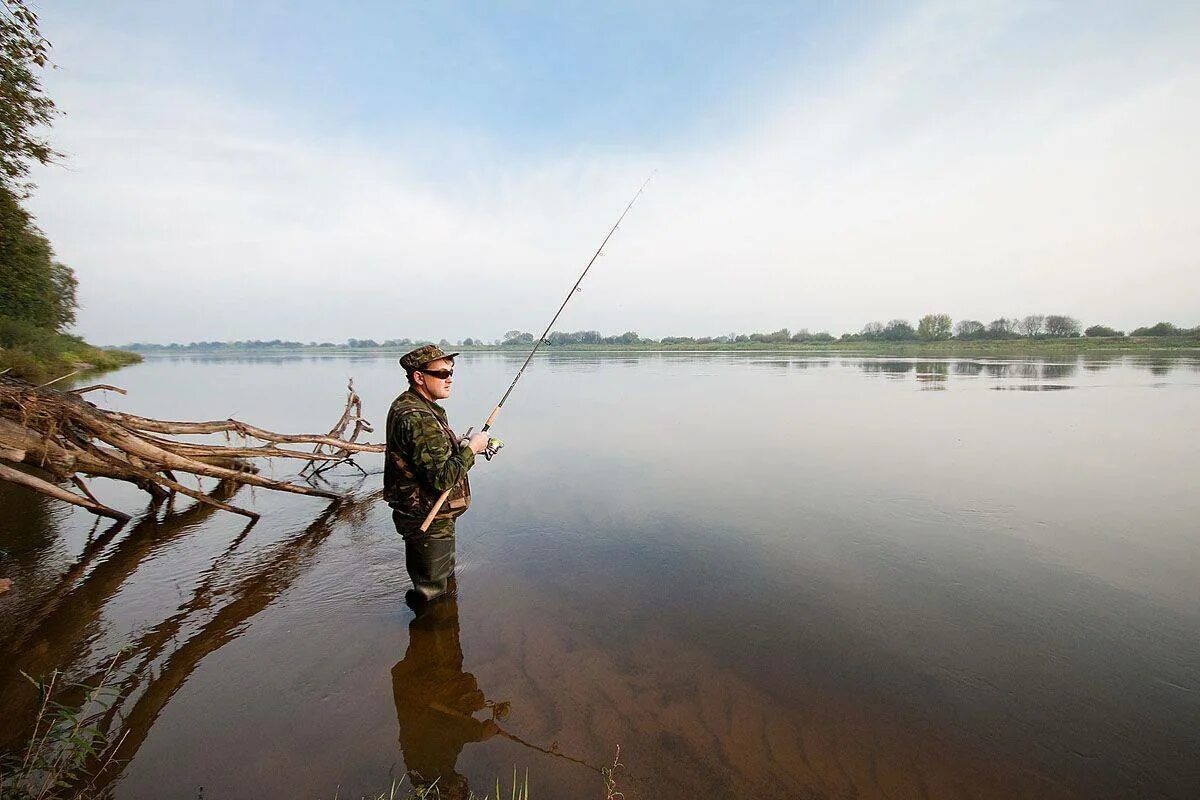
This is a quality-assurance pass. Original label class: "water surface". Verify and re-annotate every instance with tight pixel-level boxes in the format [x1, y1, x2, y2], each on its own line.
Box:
[1, 352, 1198, 799]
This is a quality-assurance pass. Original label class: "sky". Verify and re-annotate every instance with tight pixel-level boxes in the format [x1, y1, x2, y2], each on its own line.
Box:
[24, 0, 1200, 345]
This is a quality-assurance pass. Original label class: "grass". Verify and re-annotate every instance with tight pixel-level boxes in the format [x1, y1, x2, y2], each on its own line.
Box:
[354, 770, 530, 800]
[0, 662, 126, 800]
[0, 316, 141, 384]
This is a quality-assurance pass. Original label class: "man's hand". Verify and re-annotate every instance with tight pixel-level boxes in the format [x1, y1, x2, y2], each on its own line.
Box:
[466, 431, 489, 454]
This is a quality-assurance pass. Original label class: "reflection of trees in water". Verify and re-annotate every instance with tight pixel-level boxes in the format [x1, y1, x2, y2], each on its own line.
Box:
[859, 360, 914, 377]
[1125, 355, 1196, 376]
[991, 384, 1075, 392]
[953, 361, 985, 377]
[1141, 358, 1176, 376]
[1041, 362, 1078, 380]
[1016, 362, 1041, 380]
[1082, 355, 1122, 371]
[0, 481, 86, 641]
[0, 481, 61, 566]
[914, 362, 948, 390]
[0, 487, 381, 794]
[983, 363, 1010, 379]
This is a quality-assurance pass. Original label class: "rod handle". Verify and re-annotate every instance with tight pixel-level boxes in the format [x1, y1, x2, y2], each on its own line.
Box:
[418, 488, 452, 532]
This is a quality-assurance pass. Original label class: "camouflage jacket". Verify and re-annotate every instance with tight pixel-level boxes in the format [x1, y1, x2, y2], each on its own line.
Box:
[384, 390, 474, 522]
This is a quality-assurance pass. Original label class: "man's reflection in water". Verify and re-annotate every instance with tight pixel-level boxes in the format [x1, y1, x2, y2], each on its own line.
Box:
[392, 585, 500, 800]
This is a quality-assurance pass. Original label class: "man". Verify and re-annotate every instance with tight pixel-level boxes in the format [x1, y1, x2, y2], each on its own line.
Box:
[385, 344, 488, 604]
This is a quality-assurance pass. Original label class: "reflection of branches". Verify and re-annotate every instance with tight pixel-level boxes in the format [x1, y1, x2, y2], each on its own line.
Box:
[0, 486, 255, 754]
[3, 482, 241, 657]
[82, 490, 384, 790]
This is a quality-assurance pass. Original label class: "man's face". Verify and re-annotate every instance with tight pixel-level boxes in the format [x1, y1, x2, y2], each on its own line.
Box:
[414, 357, 455, 400]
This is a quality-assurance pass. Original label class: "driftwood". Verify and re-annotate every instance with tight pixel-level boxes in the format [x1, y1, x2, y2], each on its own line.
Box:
[0, 374, 385, 522]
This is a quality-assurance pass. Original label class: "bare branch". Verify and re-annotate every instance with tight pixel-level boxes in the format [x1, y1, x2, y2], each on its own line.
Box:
[0, 461, 130, 522]
[0, 374, 380, 521]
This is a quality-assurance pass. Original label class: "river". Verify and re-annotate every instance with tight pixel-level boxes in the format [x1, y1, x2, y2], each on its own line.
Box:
[1, 352, 1198, 799]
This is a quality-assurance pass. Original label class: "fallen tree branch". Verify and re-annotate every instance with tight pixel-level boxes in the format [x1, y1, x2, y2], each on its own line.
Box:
[0, 375, 385, 521]
[106, 412, 385, 452]
[0, 462, 131, 522]
[69, 384, 128, 396]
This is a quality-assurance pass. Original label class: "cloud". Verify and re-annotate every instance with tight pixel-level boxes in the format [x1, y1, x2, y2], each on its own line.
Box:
[27, 1, 1200, 343]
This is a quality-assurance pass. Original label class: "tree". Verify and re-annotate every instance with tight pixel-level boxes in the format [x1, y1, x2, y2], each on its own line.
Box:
[1130, 322, 1180, 337]
[882, 319, 918, 341]
[1019, 314, 1046, 337]
[1084, 325, 1123, 338]
[502, 330, 534, 345]
[954, 319, 985, 339]
[917, 313, 952, 341]
[987, 318, 1018, 337]
[1044, 315, 1081, 337]
[750, 328, 790, 343]
[860, 321, 884, 339]
[1, 0, 61, 194]
[0, 186, 76, 330]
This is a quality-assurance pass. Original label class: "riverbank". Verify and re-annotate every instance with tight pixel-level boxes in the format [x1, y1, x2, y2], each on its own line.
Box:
[0, 317, 141, 383]
[124, 336, 1199, 359]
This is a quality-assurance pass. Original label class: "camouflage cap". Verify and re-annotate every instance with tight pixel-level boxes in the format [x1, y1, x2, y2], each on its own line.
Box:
[399, 344, 460, 372]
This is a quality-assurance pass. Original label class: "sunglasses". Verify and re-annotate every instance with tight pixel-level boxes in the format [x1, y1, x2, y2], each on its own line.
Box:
[419, 368, 454, 380]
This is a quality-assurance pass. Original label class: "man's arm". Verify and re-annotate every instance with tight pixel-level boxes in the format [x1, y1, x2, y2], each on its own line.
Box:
[397, 412, 476, 491]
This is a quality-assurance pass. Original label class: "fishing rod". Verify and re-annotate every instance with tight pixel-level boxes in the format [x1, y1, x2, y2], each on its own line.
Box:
[418, 173, 653, 532]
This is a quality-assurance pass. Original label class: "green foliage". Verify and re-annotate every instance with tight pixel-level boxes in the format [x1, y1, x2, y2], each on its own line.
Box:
[0, 187, 77, 331]
[120, 319, 1200, 356]
[501, 330, 535, 346]
[1084, 324, 1124, 337]
[954, 319, 985, 339]
[883, 319, 918, 341]
[0, 666, 121, 800]
[0, 0, 60, 194]
[986, 318, 1019, 338]
[1131, 321, 1182, 337]
[0, 314, 140, 382]
[749, 327, 791, 344]
[1044, 314, 1081, 337]
[917, 313, 952, 341]
[790, 329, 834, 343]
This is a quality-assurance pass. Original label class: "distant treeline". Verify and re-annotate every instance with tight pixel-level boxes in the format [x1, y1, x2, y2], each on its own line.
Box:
[843, 315, 1199, 342]
[121, 315, 1199, 353]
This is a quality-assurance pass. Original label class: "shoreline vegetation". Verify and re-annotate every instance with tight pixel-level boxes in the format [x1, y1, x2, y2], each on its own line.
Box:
[0, 317, 141, 383]
[119, 337, 1200, 356]
[119, 319, 1199, 359]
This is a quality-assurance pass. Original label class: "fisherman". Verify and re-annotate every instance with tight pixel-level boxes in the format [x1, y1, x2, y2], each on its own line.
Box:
[385, 345, 488, 605]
